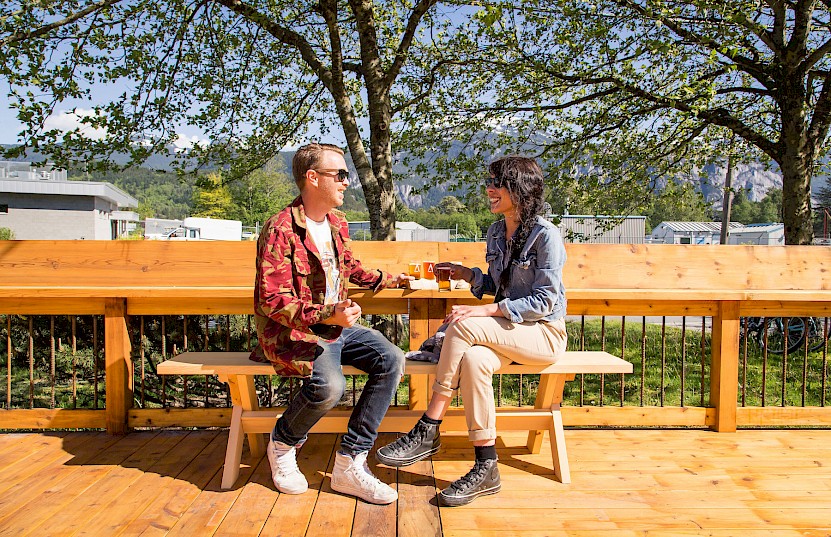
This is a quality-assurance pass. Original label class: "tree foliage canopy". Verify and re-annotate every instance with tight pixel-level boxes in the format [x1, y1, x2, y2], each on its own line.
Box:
[400, 1, 831, 244]
[0, 0, 482, 240]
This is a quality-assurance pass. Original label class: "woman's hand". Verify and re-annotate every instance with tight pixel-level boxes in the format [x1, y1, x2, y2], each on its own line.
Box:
[436, 262, 473, 283]
[443, 303, 502, 324]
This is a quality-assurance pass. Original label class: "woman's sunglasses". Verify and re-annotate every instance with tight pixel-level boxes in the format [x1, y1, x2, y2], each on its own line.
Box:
[486, 175, 508, 189]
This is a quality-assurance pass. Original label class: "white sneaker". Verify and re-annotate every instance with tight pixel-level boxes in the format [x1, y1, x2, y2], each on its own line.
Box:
[267, 438, 308, 494]
[331, 451, 398, 504]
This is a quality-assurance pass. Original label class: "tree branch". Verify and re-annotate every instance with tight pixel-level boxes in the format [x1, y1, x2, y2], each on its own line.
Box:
[466, 87, 621, 114]
[0, 0, 124, 47]
[391, 58, 466, 114]
[535, 62, 779, 158]
[715, 86, 772, 96]
[801, 36, 831, 72]
[613, 0, 774, 89]
[808, 73, 831, 148]
[763, 0, 787, 50]
[384, 0, 437, 89]
[213, 0, 331, 84]
[789, 0, 814, 54]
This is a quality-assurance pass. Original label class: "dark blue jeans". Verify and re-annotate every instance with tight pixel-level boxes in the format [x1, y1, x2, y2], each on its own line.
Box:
[271, 325, 404, 454]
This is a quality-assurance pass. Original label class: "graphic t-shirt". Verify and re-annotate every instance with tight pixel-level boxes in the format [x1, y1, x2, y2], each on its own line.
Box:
[306, 217, 341, 305]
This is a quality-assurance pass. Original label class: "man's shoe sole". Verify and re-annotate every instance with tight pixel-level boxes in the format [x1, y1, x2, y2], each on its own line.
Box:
[330, 479, 398, 505]
[439, 483, 501, 507]
[375, 444, 441, 467]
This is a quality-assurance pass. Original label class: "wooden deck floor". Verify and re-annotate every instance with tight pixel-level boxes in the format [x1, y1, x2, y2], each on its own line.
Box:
[0, 428, 830, 536]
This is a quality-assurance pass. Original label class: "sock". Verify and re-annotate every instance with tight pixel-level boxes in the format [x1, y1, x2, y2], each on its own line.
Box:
[421, 413, 442, 426]
[474, 445, 497, 461]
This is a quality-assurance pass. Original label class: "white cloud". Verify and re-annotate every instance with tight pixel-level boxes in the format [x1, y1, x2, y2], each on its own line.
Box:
[43, 108, 108, 140]
[170, 133, 209, 153]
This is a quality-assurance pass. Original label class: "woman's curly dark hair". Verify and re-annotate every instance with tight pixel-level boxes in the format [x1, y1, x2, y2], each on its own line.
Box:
[488, 156, 546, 292]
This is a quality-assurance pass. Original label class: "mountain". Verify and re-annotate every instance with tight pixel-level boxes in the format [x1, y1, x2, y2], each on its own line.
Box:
[5, 141, 829, 211]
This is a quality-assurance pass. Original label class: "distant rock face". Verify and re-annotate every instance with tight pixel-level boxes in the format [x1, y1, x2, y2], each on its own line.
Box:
[673, 162, 783, 204]
[678, 161, 829, 207]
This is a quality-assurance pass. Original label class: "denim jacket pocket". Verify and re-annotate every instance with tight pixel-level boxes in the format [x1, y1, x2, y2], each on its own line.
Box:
[513, 253, 536, 270]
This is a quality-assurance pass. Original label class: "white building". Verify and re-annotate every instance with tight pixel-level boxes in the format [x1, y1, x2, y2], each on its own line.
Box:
[348, 221, 452, 241]
[649, 221, 746, 244]
[727, 223, 786, 245]
[557, 215, 646, 244]
[0, 161, 138, 240]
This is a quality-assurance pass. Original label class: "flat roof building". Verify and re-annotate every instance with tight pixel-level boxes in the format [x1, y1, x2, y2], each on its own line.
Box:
[0, 161, 138, 240]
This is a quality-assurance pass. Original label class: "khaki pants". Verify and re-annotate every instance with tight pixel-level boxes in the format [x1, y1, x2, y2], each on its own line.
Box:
[432, 317, 568, 442]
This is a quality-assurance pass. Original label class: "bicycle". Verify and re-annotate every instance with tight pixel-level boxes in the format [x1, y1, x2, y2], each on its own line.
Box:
[741, 316, 830, 355]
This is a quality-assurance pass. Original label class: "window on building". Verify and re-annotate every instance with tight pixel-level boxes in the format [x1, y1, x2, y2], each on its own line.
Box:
[679, 237, 692, 244]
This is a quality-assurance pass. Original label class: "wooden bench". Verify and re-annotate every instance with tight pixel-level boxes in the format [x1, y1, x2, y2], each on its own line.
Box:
[157, 350, 633, 489]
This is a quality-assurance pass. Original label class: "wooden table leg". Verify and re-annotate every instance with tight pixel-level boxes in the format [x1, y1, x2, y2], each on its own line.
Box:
[222, 405, 244, 490]
[550, 401, 571, 484]
[219, 373, 265, 490]
[528, 373, 573, 484]
[527, 374, 571, 453]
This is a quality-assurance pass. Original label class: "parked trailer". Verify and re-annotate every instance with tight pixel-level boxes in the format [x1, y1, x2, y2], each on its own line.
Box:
[165, 217, 242, 241]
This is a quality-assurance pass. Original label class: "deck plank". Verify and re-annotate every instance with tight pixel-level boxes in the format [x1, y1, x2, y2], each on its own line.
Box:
[0, 432, 120, 525]
[0, 432, 159, 536]
[116, 431, 230, 537]
[259, 433, 338, 537]
[397, 456, 442, 537]
[304, 434, 355, 537]
[76, 430, 220, 536]
[30, 431, 184, 536]
[0, 429, 829, 535]
[213, 452, 277, 536]
[352, 433, 398, 537]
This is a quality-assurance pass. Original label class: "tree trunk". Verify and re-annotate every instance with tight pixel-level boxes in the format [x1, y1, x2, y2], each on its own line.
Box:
[778, 83, 815, 245]
[367, 115, 396, 241]
[779, 153, 814, 245]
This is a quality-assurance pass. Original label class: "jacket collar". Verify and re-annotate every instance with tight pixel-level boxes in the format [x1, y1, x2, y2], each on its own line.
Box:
[290, 195, 346, 230]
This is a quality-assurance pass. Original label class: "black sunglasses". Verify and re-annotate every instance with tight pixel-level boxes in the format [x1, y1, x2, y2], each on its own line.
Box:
[314, 169, 350, 183]
[486, 175, 508, 189]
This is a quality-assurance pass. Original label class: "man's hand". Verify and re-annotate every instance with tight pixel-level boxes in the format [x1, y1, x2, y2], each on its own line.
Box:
[436, 262, 473, 283]
[390, 273, 415, 288]
[322, 299, 363, 327]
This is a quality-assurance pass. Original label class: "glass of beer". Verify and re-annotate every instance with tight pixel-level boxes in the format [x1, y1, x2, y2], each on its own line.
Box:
[408, 261, 422, 279]
[423, 261, 436, 280]
[436, 266, 452, 291]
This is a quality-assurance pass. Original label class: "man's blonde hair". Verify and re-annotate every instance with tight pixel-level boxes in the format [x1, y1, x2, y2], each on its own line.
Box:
[292, 143, 345, 189]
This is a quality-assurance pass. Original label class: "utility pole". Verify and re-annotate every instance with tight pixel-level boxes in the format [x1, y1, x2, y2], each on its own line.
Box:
[720, 143, 735, 245]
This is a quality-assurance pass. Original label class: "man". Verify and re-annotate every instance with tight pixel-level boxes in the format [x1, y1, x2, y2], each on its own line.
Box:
[250, 142, 410, 504]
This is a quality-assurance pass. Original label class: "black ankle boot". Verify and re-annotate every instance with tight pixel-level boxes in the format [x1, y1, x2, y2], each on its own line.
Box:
[375, 419, 441, 467]
[439, 458, 501, 506]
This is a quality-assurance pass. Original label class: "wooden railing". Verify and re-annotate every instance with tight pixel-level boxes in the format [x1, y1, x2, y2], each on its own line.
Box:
[1, 240, 830, 434]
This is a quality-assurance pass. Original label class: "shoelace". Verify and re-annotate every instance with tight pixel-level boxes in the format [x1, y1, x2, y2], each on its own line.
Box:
[389, 424, 426, 453]
[352, 459, 383, 490]
[450, 461, 489, 492]
[275, 448, 300, 476]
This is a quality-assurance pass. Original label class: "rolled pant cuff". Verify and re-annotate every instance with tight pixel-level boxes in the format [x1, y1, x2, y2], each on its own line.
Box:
[468, 428, 497, 442]
[432, 381, 455, 398]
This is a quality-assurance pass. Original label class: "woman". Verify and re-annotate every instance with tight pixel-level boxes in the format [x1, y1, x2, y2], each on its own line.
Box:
[376, 155, 568, 506]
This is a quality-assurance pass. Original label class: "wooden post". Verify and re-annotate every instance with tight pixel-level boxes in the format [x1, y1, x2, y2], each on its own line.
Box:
[710, 300, 739, 432]
[105, 298, 133, 435]
[408, 298, 431, 410]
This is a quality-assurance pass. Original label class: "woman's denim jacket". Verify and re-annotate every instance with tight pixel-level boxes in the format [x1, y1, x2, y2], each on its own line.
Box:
[469, 216, 567, 323]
